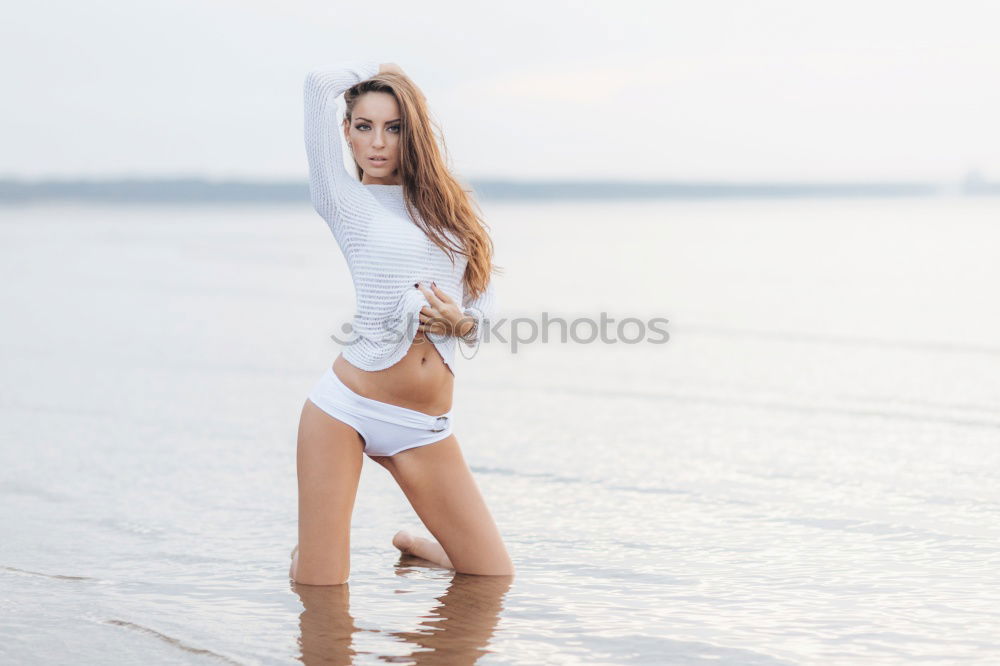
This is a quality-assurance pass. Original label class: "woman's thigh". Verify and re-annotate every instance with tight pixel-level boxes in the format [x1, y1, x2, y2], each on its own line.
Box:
[295, 398, 365, 585]
[374, 436, 514, 576]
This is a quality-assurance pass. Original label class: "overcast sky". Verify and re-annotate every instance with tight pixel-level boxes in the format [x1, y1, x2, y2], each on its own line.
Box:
[2, 0, 998, 182]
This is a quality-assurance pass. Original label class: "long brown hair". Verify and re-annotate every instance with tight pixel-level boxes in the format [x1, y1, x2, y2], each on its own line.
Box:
[343, 73, 500, 302]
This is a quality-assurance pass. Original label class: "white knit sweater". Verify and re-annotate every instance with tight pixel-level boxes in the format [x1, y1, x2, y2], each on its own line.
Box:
[303, 60, 496, 374]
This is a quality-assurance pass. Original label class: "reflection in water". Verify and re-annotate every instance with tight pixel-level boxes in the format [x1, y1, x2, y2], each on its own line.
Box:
[387, 566, 512, 665]
[291, 559, 512, 664]
[292, 581, 361, 665]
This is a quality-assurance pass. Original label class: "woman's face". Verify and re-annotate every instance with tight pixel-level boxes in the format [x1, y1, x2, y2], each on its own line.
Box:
[344, 92, 401, 184]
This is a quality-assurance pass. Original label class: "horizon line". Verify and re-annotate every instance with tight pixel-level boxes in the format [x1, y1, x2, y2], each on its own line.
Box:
[1, 175, 999, 203]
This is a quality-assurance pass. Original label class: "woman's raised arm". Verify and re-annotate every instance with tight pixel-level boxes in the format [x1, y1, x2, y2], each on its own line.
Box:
[302, 61, 381, 240]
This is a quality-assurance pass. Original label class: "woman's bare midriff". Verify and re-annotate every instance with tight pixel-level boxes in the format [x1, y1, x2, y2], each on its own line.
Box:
[331, 330, 454, 415]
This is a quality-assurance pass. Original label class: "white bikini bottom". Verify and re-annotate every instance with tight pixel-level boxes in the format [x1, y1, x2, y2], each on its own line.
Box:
[306, 366, 453, 457]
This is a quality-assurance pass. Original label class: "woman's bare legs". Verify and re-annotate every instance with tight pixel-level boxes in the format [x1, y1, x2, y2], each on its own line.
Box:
[291, 398, 365, 585]
[371, 434, 514, 576]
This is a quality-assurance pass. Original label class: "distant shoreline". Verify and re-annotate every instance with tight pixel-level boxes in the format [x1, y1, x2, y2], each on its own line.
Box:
[1, 177, 999, 204]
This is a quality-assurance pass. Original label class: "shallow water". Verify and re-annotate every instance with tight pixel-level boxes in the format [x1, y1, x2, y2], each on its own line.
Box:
[1, 197, 999, 664]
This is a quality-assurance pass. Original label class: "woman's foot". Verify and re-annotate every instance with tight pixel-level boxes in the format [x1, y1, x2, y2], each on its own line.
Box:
[392, 530, 415, 553]
[392, 530, 453, 569]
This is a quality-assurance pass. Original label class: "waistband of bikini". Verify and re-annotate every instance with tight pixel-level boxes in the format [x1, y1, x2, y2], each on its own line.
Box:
[314, 366, 453, 428]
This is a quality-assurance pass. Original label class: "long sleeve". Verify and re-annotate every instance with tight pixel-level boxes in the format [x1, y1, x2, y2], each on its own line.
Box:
[303, 61, 381, 243]
[460, 279, 497, 347]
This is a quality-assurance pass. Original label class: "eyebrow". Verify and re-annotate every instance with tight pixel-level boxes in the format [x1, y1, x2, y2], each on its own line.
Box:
[355, 117, 401, 123]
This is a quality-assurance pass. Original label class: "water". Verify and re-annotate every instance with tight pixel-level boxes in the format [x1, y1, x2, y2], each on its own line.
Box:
[1, 197, 999, 664]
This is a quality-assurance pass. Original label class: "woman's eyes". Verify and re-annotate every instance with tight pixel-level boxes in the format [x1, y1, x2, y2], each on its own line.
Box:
[355, 124, 400, 133]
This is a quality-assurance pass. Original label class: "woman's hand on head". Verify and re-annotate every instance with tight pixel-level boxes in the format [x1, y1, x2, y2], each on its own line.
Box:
[379, 62, 406, 77]
[378, 63, 426, 102]
[416, 282, 473, 339]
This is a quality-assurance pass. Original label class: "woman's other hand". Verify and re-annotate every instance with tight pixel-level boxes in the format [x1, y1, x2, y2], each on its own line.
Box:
[416, 282, 474, 339]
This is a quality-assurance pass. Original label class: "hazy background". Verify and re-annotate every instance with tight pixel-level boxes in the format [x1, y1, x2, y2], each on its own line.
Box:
[4, 2, 1000, 664]
[2, 0, 999, 183]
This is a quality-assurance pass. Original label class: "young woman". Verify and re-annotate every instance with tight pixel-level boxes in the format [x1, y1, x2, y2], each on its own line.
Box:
[289, 61, 514, 585]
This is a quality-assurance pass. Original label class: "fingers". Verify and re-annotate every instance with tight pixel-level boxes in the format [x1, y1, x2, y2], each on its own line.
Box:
[418, 306, 443, 334]
[416, 281, 453, 305]
[429, 282, 453, 303]
[416, 282, 440, 306]
[418, 321, 448, 335]
[419, 303, 459, 337]
[416, 282, 461, 336]
[379, 62, 405, 76]
[417, 317, 447, 335]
